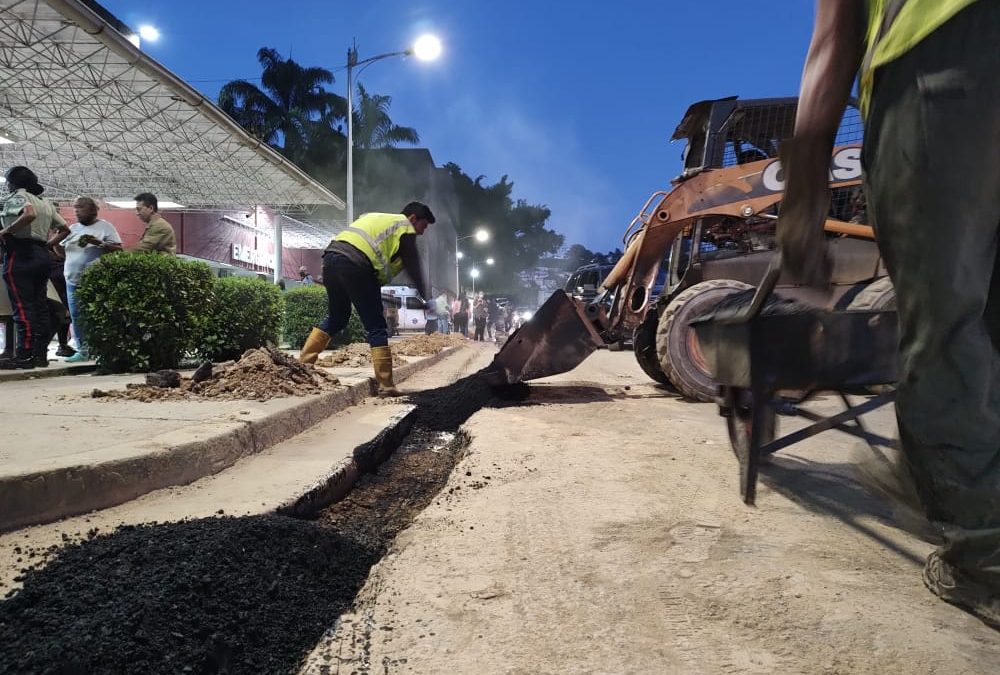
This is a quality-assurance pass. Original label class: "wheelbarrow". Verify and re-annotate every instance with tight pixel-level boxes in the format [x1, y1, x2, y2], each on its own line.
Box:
[692, 268, 900, 506]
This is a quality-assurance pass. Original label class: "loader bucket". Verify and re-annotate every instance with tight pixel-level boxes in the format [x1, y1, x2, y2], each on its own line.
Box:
[484, 290, 606, 386]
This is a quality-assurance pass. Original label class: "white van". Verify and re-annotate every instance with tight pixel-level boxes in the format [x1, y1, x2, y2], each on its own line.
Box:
[382, 285, 428, 332]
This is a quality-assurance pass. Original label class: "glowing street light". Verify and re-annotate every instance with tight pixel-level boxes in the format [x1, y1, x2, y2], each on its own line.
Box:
[456, 227, 489, 293]
[346, 33, 442, 225]
[139, 24, 159, 41]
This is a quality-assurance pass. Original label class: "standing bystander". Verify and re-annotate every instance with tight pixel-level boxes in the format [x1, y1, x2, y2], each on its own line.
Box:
[48, 197, 122, 361]
[0, 166, 65, 369]
[134, 193, 176, 255]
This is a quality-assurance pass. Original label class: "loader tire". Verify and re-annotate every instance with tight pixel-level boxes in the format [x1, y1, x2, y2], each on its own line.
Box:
[848, 277, 898, 393]
[633, 309, 672, 386]
[847, 277, 896, 310]
[657, 279, 753, 402]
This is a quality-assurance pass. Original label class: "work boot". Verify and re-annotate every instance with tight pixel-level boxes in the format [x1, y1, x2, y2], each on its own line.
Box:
[371, 345, 402, 397]
[56, 344, 77, 357]
[298, 328, 331, 365]
[923, 551, 1000, 630]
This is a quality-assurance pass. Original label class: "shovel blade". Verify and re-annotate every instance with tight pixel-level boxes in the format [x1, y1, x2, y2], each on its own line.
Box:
[485, 290, 605, 386]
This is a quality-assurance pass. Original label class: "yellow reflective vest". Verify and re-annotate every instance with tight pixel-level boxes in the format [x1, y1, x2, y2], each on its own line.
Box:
[860, 0, 981, 116]
[334, 213, 416, 284]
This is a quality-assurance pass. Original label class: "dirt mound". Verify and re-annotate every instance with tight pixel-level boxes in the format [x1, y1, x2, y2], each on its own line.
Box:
[92, 348, 340, 402]
[316, 342, 405, 368]
[392, 333, 468, 356]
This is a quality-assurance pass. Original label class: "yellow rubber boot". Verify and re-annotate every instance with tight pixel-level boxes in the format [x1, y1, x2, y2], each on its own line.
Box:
[298, 328, 331, 364]
[371, 345, 402, 397]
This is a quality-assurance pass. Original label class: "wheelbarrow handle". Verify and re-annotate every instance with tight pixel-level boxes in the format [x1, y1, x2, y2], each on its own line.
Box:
[736, 262, 782, 324]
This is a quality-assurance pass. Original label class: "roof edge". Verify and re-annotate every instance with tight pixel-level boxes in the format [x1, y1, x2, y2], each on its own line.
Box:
[46, 0, 345, 209]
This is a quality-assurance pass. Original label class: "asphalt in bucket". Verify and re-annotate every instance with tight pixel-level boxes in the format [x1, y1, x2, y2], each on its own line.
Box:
[0, 371, 527, 675]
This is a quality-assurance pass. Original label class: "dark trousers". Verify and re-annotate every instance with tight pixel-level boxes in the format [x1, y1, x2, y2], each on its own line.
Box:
[322, 251, 389, 348]
[2, 239, 51, 359]
[474, 317, 486, 341]
[864, 1, 1000, 586]
[48, 254, 71, 346]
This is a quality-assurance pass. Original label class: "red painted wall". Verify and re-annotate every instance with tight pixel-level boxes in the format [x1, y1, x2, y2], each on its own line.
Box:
[57, 206, 323, 280]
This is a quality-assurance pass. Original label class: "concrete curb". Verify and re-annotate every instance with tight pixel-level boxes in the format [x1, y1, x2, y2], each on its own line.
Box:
[0, 347, 461, 532]
[0, 363, 97, 382]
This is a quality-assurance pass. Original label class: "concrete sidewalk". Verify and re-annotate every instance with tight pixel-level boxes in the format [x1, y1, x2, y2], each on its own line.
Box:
[0, 346, 464, 532]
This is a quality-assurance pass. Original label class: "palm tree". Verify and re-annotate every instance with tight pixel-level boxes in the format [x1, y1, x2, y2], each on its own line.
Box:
[218, 48, 346, 164]
[351, 83, 419, 149]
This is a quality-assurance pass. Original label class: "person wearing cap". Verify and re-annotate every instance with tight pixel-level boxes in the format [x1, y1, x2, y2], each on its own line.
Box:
[0, 166, 67, 369]
[298, 266, 315, 285]
[299, 201, 437, 395]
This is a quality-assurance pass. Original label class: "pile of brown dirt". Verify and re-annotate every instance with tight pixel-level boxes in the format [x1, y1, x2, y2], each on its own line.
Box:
[391, 333, 468, 356]
[92, 348, 340, 402]
[316, 343, 405, 368]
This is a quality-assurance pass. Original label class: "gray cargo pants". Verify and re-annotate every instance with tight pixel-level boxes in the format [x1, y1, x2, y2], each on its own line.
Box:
[863, 0, 1000, 588]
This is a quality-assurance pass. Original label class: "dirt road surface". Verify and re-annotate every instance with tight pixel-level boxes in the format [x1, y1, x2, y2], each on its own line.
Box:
[306, 349, 999, 675]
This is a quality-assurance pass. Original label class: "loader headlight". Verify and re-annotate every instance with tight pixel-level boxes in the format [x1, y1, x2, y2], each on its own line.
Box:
[521, 311, 533, 321]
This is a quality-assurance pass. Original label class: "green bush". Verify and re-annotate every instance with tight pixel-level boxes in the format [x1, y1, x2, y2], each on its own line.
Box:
[76, 253, 215, 372]
[202, 277, 284, 361]
[282, 285, 366, 348]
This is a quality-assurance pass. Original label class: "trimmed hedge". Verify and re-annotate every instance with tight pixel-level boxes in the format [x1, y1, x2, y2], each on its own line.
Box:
[76, 253, 214, 372]
[282, 285, 365, 349]
[203, 277, 284, 361]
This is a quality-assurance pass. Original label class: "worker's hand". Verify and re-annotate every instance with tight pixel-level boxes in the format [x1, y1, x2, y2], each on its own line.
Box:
[775, 138, 833, 290]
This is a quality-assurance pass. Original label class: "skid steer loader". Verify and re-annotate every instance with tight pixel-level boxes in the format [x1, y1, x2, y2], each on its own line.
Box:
[486, 96, 895, 399]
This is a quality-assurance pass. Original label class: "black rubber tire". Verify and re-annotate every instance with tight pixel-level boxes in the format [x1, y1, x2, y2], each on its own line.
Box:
[848, 278, 898, 393]
[657, 279, 753, 402]
[633, 309, 672, 386]
[846, 277, 896, 310]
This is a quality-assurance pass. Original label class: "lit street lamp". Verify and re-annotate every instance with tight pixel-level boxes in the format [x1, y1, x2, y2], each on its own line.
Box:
[346, 34, 441, 226]
[456, 228, 489, 293]
[467, 257, 494, 296]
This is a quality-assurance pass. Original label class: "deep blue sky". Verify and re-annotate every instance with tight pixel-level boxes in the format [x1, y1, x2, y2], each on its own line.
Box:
[101, 0, 817, 252]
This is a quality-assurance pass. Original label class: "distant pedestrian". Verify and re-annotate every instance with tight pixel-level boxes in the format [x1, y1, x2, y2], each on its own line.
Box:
[134, 193, 176, 255]
[299, 266, 315, 285]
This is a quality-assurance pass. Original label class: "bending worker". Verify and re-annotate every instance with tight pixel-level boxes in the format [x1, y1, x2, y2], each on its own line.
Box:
[299, 202, 438, 396]
[780, 1, 999, 626]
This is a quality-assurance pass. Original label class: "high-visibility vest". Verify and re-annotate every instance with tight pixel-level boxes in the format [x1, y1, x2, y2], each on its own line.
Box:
[334, 213, 416, 284]
[859, 0, 981, 116]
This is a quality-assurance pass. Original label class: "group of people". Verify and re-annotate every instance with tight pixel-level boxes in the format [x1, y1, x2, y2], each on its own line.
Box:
[0, 165, 177, 369]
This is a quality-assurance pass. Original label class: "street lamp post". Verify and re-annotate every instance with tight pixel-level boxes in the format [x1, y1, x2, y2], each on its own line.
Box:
[346, 35, 441, 226]
[467, 257, 495, 297]
[455, 228, 489, 296]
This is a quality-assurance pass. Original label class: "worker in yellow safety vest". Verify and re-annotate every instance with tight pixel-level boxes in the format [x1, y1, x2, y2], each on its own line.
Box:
[778, 0, 1000, 628]
[299, 202, 438, 396]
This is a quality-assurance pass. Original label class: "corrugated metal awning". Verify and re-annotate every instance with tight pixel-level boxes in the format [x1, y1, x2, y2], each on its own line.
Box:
[0, 0, 344, 222]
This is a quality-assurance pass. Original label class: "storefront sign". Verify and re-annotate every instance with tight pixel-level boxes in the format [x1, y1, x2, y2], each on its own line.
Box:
[231, 243, 275, 270]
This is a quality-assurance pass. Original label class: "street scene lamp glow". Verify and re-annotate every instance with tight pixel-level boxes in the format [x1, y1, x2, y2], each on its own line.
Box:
[138, 24, 160, 42]
[456, 250, 464, 260]
[469, 268, 480, 278]
[486, 257, 495, 265]
[474, 229, 489, 242]
[412, 34, 442, 61]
